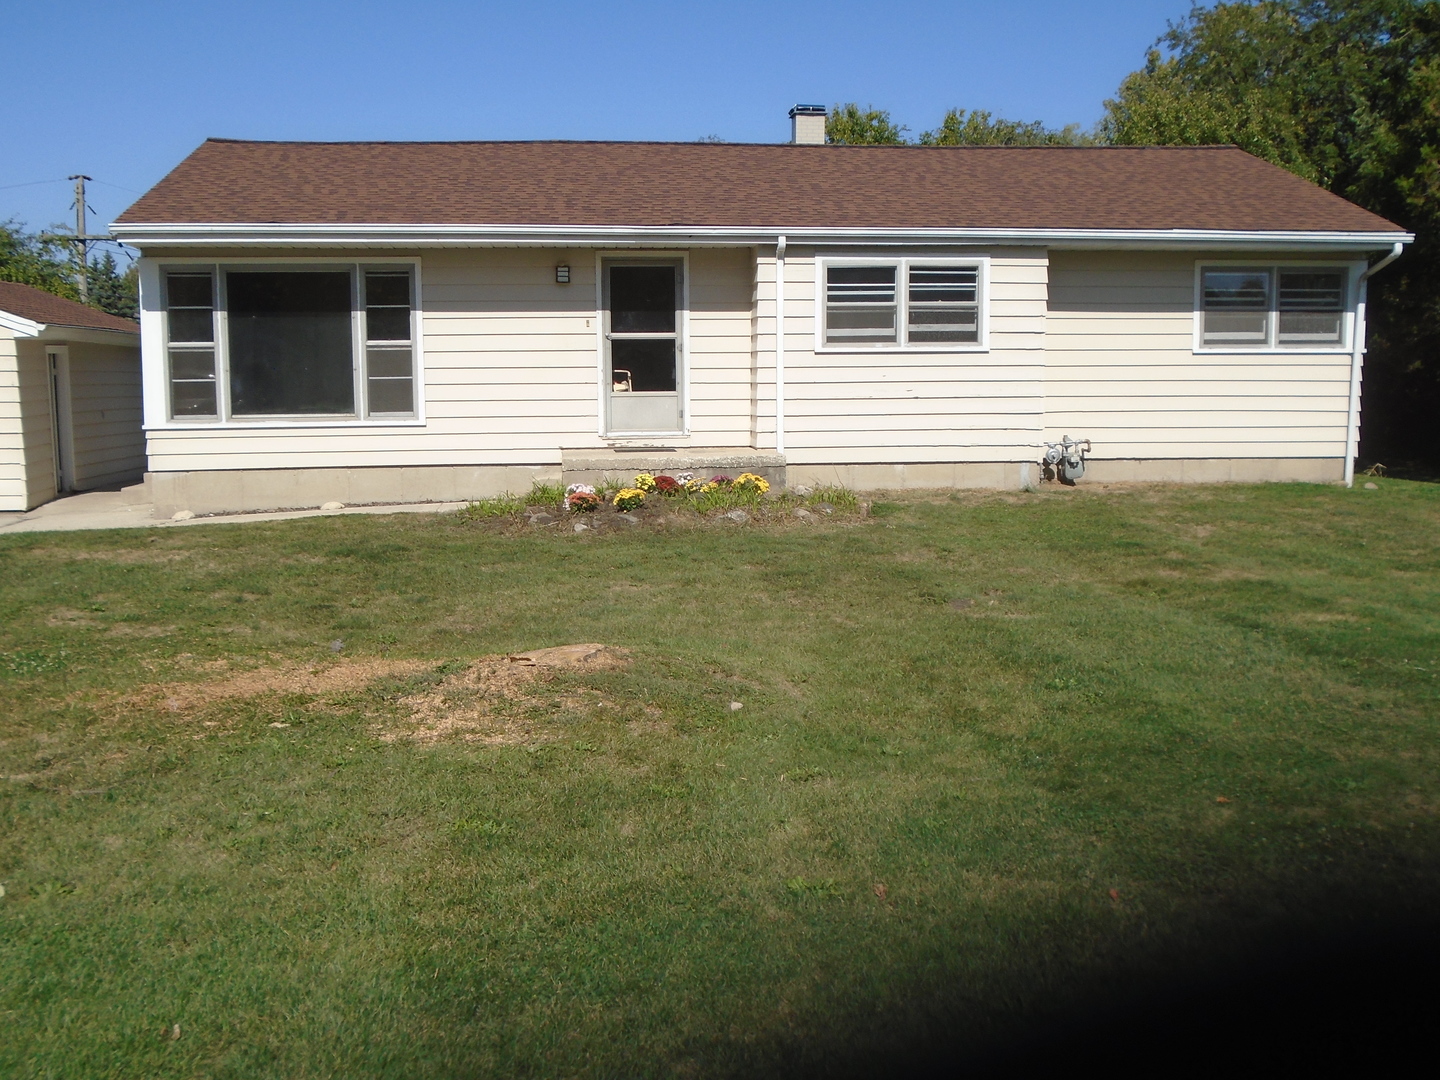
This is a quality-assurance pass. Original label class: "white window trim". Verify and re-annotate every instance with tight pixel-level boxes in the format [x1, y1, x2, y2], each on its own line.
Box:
[1193, 259, 1363, 355]
[140, 255, 426, 430]
[815, 256, 990, 354]
[593, 250, 691, 439]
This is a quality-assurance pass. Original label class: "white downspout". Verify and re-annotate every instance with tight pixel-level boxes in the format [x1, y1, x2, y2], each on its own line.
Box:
[775, 235, 786, 457]
[1345, 241, 1404, 487]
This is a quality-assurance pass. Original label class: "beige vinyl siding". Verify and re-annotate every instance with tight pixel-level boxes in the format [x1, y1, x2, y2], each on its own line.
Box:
[145, 248, 758, 473]
[765, 248, 1047, 464]
[16, 339, 56, 508]
[0, 328, 25, 510]
[1044, 251, 1353, 459]
[66, 342, 144, 489]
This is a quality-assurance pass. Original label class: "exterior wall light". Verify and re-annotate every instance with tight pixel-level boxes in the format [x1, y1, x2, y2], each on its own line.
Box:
[555, 264, 570, 284]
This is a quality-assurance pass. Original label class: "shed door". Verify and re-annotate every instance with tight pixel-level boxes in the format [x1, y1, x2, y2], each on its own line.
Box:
[603, 262, 683, 435]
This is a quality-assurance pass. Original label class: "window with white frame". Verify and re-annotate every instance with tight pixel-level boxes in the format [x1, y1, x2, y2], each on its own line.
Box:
[821, 259, 985, 349]
[1199, 265, 1349, 350]
[161, 264, 418, 421]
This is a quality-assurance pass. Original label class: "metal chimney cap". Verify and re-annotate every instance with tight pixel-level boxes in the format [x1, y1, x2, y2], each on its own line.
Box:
[788, 104, 827, 118]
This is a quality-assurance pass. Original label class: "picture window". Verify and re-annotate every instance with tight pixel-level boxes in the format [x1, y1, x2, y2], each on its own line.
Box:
[161, 264, 419, 422]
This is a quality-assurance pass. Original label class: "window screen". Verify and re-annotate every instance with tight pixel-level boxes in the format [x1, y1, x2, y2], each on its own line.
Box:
[364, 271, 414, 415]
[227, 271, 354, 416]
[907, 266, 979, 344]
[165, 271, 217, 417]
[825, 266, 897, 345]
[1202, 270, 1271, 346]
[1277, 270, 1345, 345]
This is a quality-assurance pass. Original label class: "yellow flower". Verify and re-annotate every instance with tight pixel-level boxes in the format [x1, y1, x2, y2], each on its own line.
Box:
[613, 487, 647, 511]
[633, 473, 657, 492]
[734, 472, 771, 495]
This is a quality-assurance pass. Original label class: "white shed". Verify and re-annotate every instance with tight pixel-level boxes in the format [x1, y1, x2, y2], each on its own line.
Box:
[0, 281, 143, 511]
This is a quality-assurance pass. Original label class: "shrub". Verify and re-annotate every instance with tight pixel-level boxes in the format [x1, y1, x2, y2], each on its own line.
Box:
[654, 475, 681, 495]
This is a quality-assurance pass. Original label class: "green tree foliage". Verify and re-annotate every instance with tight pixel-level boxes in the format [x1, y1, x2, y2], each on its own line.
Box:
[86, 251, 138, 321]
[0, 220, 79, 300]
[827, 103, 1086, 147]
[1102, 1, 1440, 464]
[919, 109, 1091, 146]
[0, 220, 137, 320]
[825, 104, 909, 145]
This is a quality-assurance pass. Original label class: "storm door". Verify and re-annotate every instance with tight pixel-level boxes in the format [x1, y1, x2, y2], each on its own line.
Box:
[603, 261, 683, 435]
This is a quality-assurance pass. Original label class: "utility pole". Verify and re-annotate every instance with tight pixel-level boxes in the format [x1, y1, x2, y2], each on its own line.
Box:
[43, 175, 111, 304]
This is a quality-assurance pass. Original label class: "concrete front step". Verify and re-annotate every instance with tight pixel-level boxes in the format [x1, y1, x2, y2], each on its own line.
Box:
[561, 447, 786, 489]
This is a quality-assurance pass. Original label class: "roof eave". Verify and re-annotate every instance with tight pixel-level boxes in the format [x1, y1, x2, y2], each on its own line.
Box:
[109, 222, 1413, 252]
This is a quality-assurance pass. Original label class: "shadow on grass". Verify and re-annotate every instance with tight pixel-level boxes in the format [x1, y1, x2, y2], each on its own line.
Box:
[752, 877, 1440, 1078]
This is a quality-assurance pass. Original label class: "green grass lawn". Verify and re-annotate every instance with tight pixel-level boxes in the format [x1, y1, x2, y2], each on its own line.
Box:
[1, 481, 1437, 1077]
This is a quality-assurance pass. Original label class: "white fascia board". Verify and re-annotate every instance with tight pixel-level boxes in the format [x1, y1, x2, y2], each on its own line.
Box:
[0, 309, 43, 337]
[35, 325, 140, 345]
[109, 221, 1415, 252]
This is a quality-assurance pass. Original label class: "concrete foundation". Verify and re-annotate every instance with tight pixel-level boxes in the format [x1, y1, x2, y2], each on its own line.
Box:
[146, 464, 561, 518]
[141, 456, 1348, 516]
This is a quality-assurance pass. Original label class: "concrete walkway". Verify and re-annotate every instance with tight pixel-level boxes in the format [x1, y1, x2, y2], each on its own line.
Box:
[0, 489, 469, 534]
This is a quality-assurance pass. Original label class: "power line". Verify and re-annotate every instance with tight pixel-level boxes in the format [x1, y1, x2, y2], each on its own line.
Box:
[0, 178, 69, 192]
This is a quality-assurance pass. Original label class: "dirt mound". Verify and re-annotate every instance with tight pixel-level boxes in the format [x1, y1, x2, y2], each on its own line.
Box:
[388, 645, 630, 744]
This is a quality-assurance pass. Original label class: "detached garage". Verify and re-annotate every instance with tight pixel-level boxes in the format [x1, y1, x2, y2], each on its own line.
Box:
[0, 281, 143, 511]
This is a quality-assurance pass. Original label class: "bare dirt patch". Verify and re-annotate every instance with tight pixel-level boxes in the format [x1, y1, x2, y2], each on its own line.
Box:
[112, 644, 632, 745]
[385, 644, 631, 744]
[128, 656, 433, 715]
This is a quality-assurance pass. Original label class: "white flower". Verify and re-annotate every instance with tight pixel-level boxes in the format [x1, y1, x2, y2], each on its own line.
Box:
[565, 483, 596, 497]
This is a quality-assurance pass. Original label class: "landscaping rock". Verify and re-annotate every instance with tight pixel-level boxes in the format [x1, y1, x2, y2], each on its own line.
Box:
[1364, 482, 1379, 490]
[792, 485, 813, 497]
[613, 513, 639, 525]
[728, 701, 744, 711]
[725, 510, 751, 524]
[527, 512, 556, 525]
[573, 522, 589, 533]
[815, 503, 835, 515]
[321, 501, 345, 511]
[170, 510, 194, 521]
[793, 507, 816, 521]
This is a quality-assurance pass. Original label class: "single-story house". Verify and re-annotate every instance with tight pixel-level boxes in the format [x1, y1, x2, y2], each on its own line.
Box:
[109, 109, 1411, 516]
[0, 281, 143, 512]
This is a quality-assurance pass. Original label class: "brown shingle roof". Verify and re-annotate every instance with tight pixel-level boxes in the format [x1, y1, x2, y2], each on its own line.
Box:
[0, 281, 138, 334]
[115, 139, 1403, 234]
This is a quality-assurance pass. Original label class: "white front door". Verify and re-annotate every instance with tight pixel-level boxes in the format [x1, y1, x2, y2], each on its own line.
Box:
[603, 260, 683, 435]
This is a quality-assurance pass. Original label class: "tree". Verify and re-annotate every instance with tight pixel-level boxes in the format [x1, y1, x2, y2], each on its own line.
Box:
[826, 104, 909, 145]
[0, 220, 138, 320]
[0, 220, 79, 300]
[919, 108, 1091, 146]
[1102, 1, 1440, 466]
[85, 251, 138, 321]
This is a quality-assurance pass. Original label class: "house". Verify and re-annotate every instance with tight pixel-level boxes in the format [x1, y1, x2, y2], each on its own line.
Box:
[109, 108, 1411, 517]
[0, 281, 143, 512]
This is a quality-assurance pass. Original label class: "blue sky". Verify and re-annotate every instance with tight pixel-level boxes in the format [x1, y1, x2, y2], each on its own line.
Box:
[2, 0, 1189, 258]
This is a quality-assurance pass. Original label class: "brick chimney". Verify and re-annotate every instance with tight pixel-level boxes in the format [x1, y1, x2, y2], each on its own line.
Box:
[789, 104, 827, 145]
